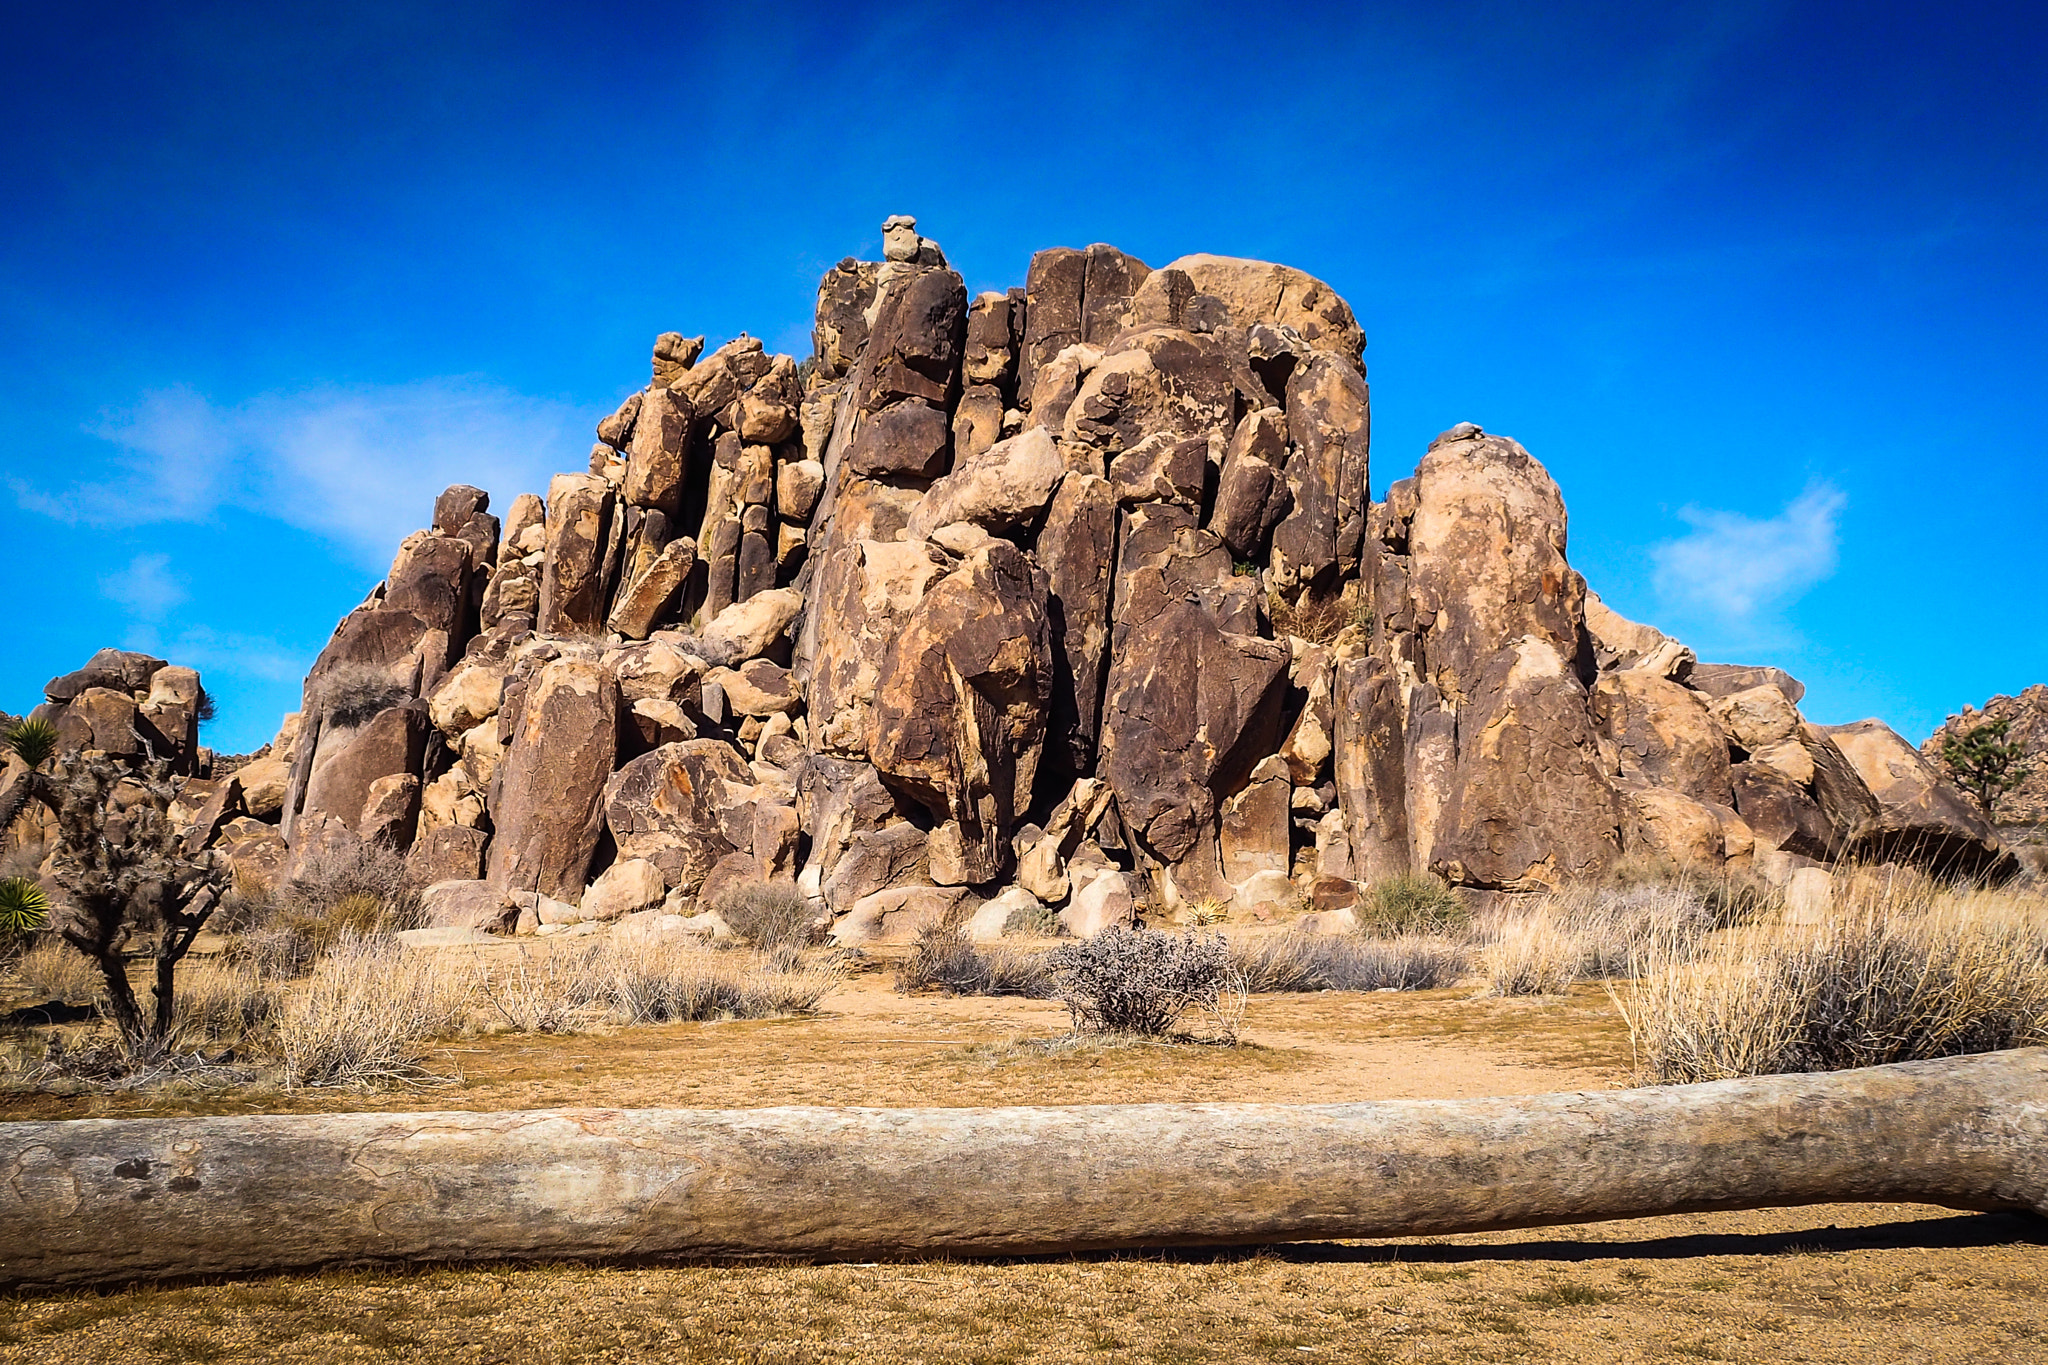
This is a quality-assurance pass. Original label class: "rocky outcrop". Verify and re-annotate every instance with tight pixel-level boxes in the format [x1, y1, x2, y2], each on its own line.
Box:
[127, 214, 2003, 946]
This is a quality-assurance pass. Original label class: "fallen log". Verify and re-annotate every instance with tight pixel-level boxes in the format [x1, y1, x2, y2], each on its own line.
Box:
[2, 1048, 2042, 1288]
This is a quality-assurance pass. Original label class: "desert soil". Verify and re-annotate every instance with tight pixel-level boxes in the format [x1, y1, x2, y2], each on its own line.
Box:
[0, 956, 2041, 1364]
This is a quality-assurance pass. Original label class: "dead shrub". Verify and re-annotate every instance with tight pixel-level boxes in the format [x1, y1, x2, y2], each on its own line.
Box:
[1045, 926, 1244, 1041]
[593, 936, 839, 1024]
[471, 945, 609, 1034]
[1233, 932, 1467, 993]
[317, 663, 411, 729]
[1619, 880, 2048, 1082]
[712, 880, 818, 950]
[897, 923, 1053, 998]
[274, 934, 467, 1088]
[169, 959, 274, 1045]
[1267, 587, 1363, 645]
[220, 842, 422, 978]
[13, 936, 101, 1003]
[1478, 881, 1731, 995]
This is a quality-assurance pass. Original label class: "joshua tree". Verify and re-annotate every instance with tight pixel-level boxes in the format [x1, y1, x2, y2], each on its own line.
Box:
[44, 754, 226, 1060]
[1940, 717, 2032, 823]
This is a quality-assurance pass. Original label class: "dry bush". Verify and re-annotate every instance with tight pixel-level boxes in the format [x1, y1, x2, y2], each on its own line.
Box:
[1478, 880, 1733, 996]
[593, 936, 839, 1023]
[469, 945, 615, 1033]
[220, 842, 422, 978]
[13, 936, 101, 1003]
[1619, 878, 2048, 1082]
[1233, 932, 1467, 993]
[1045, 926, 1244, 1041]
[318, 663, 411, 728]
[712, 880, 818, 950]
[897, 923, 1053, 998]
[169, 959, 274, 1046]
[274, 934, 469, 1088]
[1267, 587, 1363, 645]
[1356, 873, 1468, 936]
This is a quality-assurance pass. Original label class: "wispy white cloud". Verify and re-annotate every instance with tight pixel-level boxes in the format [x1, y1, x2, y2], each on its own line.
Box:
[98, 552, 187, 621]
[1652, 482, 1845, 639]
[20, 378, 590, 570]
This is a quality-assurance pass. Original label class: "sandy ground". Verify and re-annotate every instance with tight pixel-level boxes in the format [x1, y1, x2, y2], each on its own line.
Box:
[0, 960, 2041, 1363]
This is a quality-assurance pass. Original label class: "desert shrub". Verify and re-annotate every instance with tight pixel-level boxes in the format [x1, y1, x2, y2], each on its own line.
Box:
[1002, 900, 1061, 937]
[317, 663, 411, 728]
[712, 880, 818, 950]
[471, 945, 610, 1033]
[220, 842, 422, 977]
[1619, 884, 2048, 1082]
[170, 960, 274, 1045]
[897, 923, 1053, 997]
[1233, 932, 1468, 993]
[275, 934, 468, 1088]
[13, 936, 100, 1003]
[594, 936, 839, 1023]
[1267, 587, 1364, 645]
[1478, 882, 1730, 995]
[1356, 873, 1468, 936]
[1045, 926, 1244, 1040]
[1479, 915, 1585, 996]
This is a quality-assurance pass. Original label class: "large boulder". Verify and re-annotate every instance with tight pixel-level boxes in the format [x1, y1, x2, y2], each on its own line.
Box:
[802, 539, 950, 757]
[1063, 328, 1236, 458]
[1591, 671, 1733, 807]
[1036, 472, 1118, 777]
[1823, 720, 2017, 877]
[904, 427, 1064, 542]
[299, 704, 429, 838]
[868, 543, 1053, 883]
[602, 739, 756, 896]
[1126, 254, 1365, 359]
[1269, 353, 1370, 593]
[537, 473, 617, 636]
[486, 655, 618, 900]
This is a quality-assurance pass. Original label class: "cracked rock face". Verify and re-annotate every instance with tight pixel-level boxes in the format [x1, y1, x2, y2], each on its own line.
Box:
[142, 214, 2004, 946]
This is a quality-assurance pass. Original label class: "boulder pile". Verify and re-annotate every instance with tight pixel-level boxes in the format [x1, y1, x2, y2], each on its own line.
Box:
[168, 217, 2015, 939]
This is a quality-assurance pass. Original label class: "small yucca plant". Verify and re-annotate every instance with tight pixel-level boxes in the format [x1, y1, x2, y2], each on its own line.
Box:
[0, 877, 52, 936]
[2, 718, 60, 770]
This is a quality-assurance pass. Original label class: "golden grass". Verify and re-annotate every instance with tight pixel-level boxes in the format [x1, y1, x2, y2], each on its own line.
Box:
[1618, 871, 2048, 1083]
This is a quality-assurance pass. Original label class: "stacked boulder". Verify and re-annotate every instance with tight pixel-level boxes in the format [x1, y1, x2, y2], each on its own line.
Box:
[203, 217, 2011, 940]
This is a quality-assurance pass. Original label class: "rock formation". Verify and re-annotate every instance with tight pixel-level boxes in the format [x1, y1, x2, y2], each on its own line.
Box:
[105, 216, 2014, 939]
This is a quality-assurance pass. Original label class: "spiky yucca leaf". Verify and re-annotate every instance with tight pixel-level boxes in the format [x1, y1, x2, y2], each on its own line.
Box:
[2, 718, 60, 770]
[0, 877, 51, 935]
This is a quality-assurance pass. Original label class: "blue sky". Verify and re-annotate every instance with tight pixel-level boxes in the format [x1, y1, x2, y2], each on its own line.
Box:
[3, 1, 2043, 753]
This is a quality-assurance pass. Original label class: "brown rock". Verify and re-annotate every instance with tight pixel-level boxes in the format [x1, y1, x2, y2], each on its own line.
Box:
[846, 401, 949, 479]
[1064, 328, 1235, 457]
[1332, 655, 1412, 882]
[652, 332, 704, 386]
[821, 823, 929, 913]
[868, 543, 1053, 883]
[1038, 472, 1118, 777]
[1731, 761, 1843, 862]
[385, 531, 477, 645]
[1017, 248, 1086, 402]
[796, 756, 900, 900]
[607, 537, 697, 640]
[408, 825, 489, 885]
[358, 773, 422, 849]
[812, 259, 883, 381]
[602, 739, 755, 895]
[962, 292, 1014, 389]
[622, 387, 694, 515]
[1098, 597, 1290, 869]
[1689, 663, 1806, 705]
[1127, 254, 1365, 359]
[1107, 432, 1209, 510]
[1270, 352, 1370, 594]
[1823, 720, 2016, 877]
[1220, 756, 1293, 885]
[802, 540, 950, 757]
[56, 688, 140, 757]
[487, 656, 618, 900]
[952, 385, 1004, 463]
[300, 704, 428, 838]
[857, 268, 967, 412]
[1209, 406, 1290, 558]
[1591, 671, 1734, 806]
[537, 473, 617, 636]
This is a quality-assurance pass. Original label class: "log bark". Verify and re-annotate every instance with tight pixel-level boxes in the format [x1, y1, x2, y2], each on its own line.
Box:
[2, 1049, 2042, 1288]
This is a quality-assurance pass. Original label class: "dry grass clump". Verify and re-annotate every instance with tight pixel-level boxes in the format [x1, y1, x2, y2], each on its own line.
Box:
[596, 937, 840, 1024]
[1267, 586, 1365, 645]
[275, 934, 470, 1088]
[1232, 932, 1467, 992]
[170, 959, 274, 1045]
[896, 923, 1053, 997]
[711, 880, 818, 950]
[13, 936, 101, 1002]
[1045, 926, 1244, 1041]
[1356, 873, 1469, 936]
[1478, 880, 1737, 996]
[1619, 874, 2048, 1082]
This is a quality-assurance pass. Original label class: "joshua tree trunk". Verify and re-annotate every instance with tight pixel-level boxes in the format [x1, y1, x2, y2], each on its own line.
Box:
[0, 1048, 2042, 1288]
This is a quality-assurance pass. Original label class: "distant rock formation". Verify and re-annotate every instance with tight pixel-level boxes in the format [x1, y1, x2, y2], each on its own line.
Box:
[128, 216, 2015, 939]
[1924, 685, 2047, 874]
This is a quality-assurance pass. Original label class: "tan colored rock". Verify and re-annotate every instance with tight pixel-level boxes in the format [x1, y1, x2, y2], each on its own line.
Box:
[234, 755, 292, 821]
[602, 739, 755, 896]
[1709, 685, 1802, 751]
[580, 859, 668, 922]
[1618, 782, 1727, 867]
[1127, 253, 1364, 358]
[904, 426, 1063, 542]
[1823, 720, 2015, 877]
[607, 537, 696, 640]
[804, 539, 951, 757]
[420, 879, 516, 933]
[358, 773, 421, 848]
[1591, 671, 1733, 806]
[1063, 328, 1235, 458]
[776, 459, 825, 522]
[427, 661, 504, 736]
[699, 588, 802, 663]
[1219, 756, 1292, 885]
[830, 885, 968, 945]
[1269, 352, 1371, 592]
[707, 658, 799, 716]
[1059, 869, 1134, 937]
[537, 473, 616, 636]
[407, 825, 488, 885]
